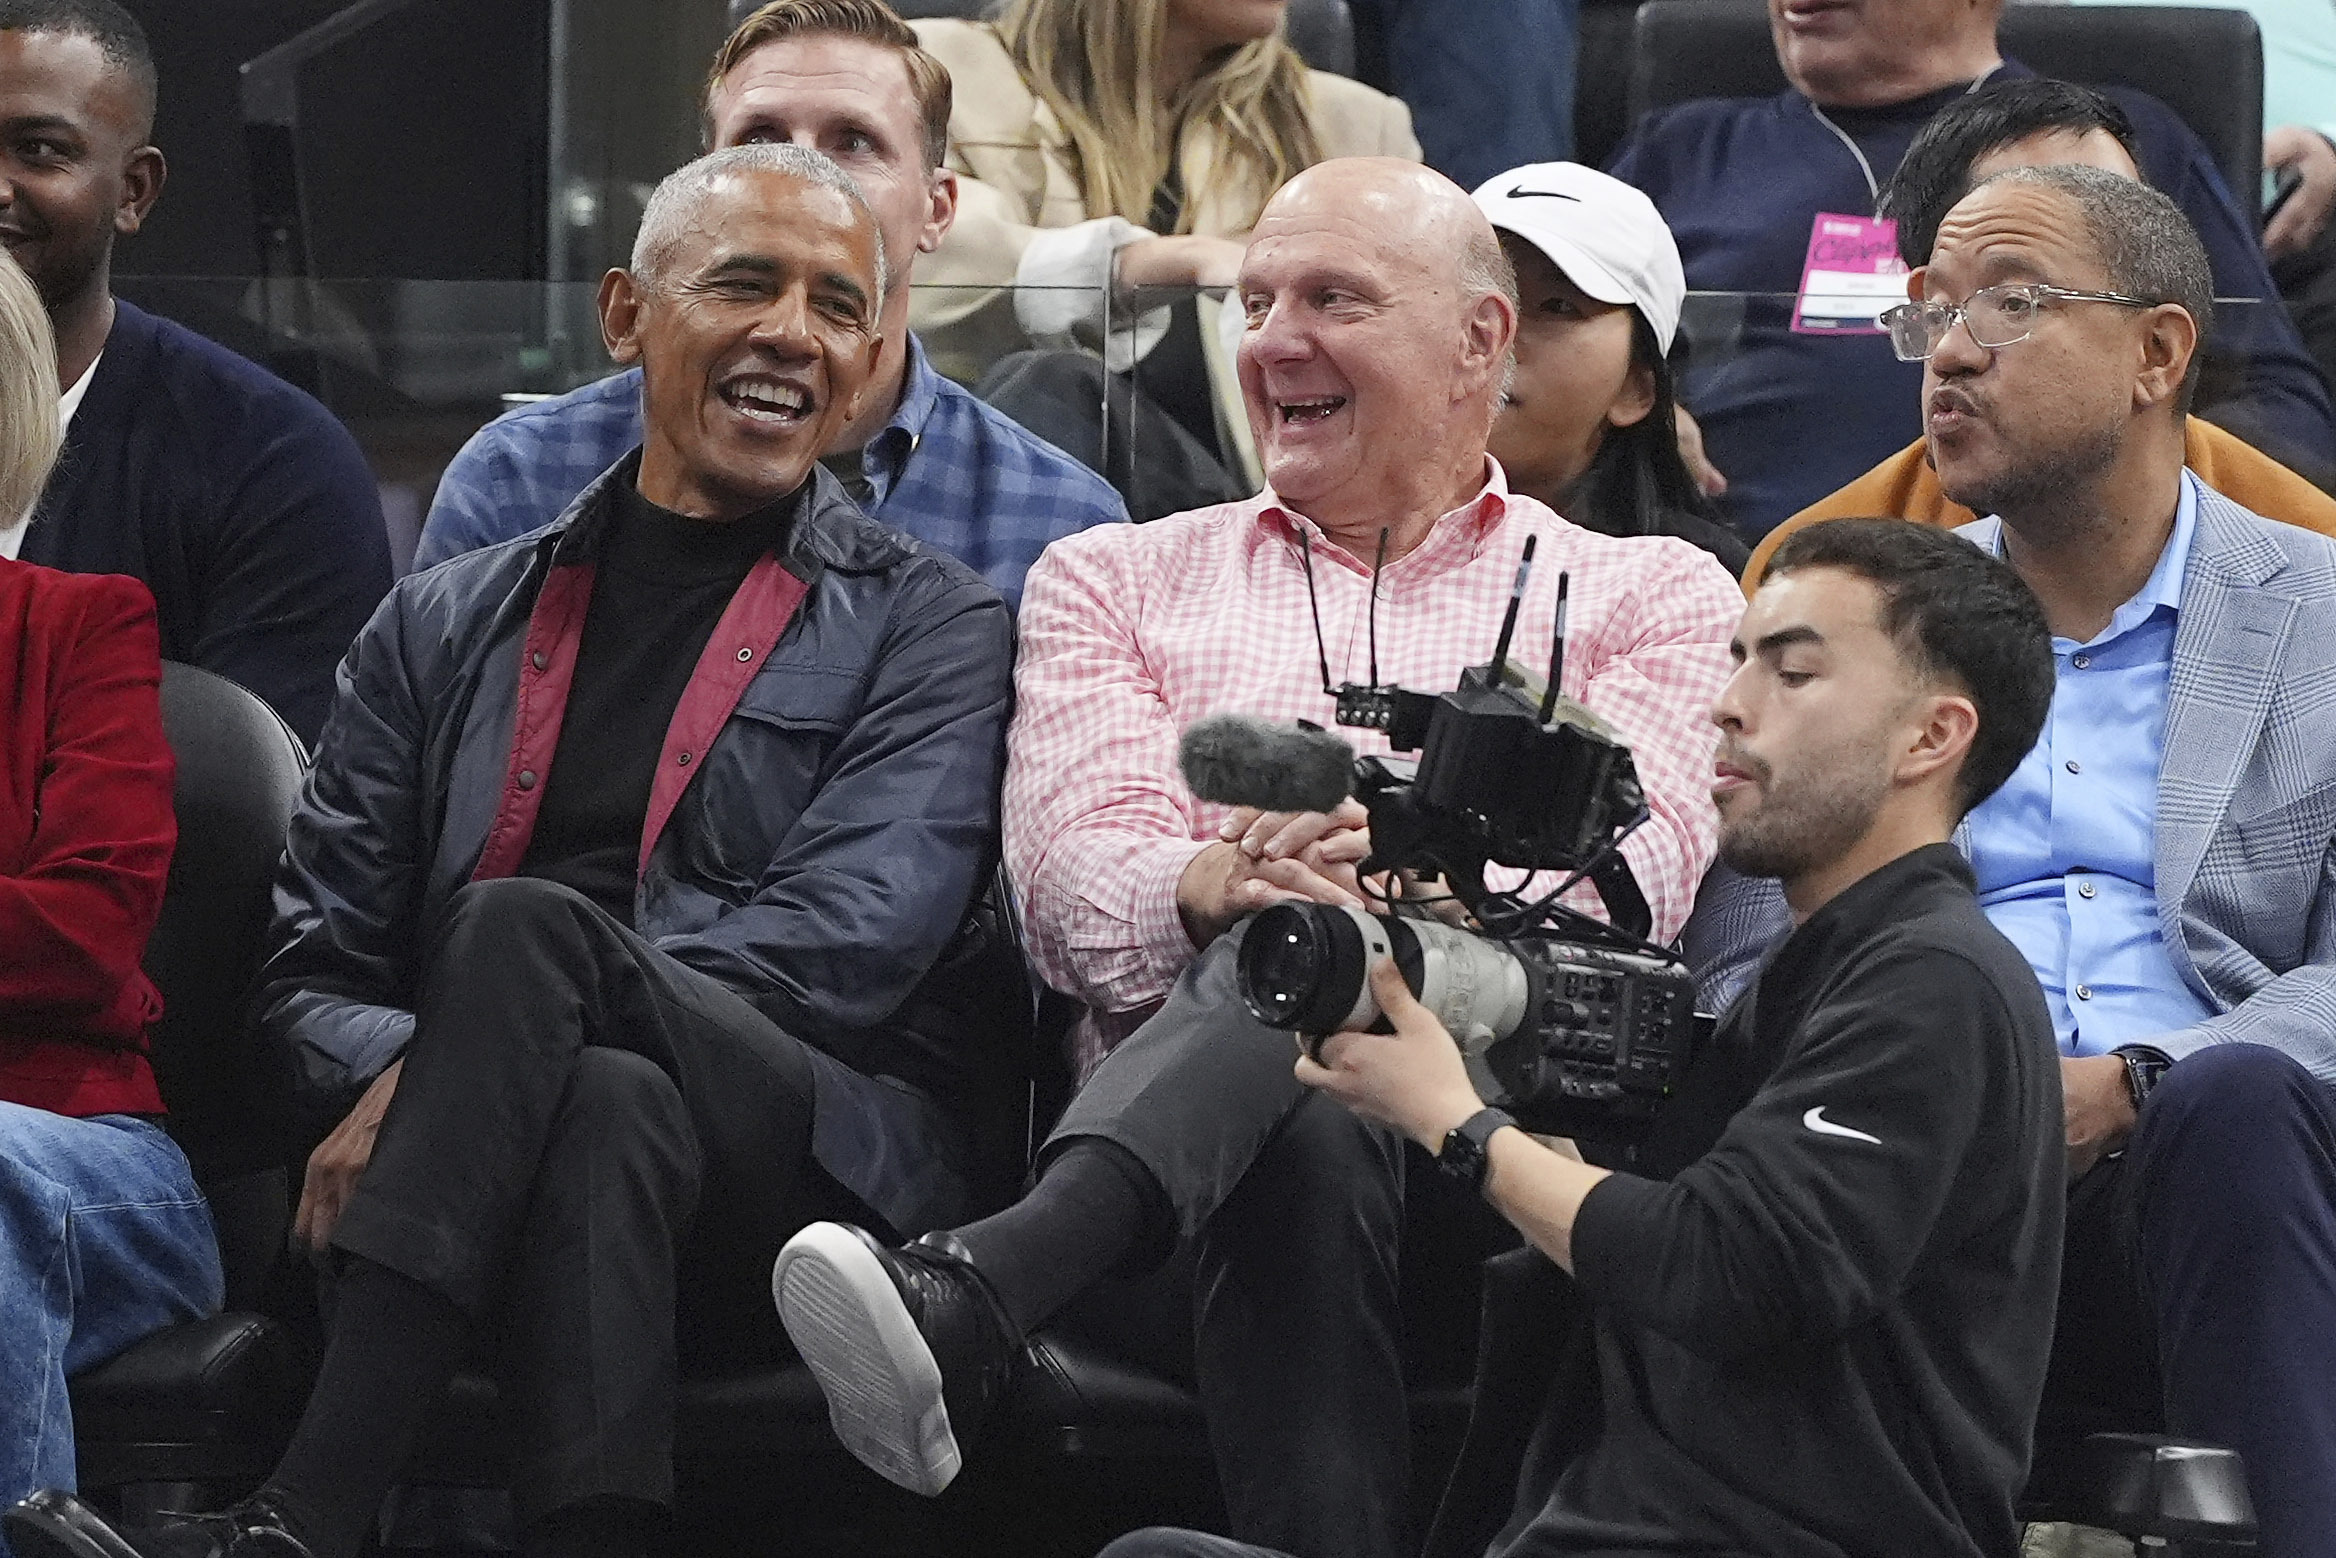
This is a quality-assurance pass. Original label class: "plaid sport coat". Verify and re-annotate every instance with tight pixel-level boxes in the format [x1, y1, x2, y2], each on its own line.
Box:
[1958, 487, 2336, 1080]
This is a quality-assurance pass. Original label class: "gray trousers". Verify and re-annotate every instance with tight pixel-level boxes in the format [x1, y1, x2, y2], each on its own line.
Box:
[1043, 928, 1416, 1558]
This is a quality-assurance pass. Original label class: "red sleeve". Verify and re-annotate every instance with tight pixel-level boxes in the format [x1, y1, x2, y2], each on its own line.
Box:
[0, 576, 176, 1025]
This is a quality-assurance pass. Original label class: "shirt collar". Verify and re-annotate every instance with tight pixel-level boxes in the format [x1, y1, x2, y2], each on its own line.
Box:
[856, 333, 941, 489]
[2078, 468, 2198, 649]
[1985, 468, 2200, 650]
[1256, 457, 1514, 581]
[57, 350, 100, 431]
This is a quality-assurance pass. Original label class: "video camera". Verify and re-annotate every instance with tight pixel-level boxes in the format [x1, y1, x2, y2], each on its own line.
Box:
[1179, 534, 1706, 1143]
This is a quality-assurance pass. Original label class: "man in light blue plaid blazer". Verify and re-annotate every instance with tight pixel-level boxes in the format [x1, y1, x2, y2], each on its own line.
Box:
[1907, 165, 2336, 1554]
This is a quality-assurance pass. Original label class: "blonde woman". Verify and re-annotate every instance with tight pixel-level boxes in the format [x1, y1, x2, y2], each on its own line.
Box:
[914, 0, 1417, 506]
[0, 248, 220, 1520]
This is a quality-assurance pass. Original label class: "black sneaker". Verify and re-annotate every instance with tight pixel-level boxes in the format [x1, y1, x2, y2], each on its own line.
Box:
[773, 1222, 1020, 1496]
[4, 1491, 314, 1558]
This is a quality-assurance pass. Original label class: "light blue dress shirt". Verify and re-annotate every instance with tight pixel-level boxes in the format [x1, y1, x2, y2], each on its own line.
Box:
[1966, 472, 2217, 1056]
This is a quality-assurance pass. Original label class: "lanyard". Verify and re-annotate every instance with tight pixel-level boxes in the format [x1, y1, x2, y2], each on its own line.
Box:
[1809, 63, 2005, 213]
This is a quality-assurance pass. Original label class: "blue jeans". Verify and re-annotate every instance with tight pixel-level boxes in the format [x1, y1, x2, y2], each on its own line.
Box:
[0, 1105, 222, 1530]
[1352, 0, 1578, 191]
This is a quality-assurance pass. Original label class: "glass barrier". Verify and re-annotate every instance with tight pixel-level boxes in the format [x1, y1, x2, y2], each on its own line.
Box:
[117, 278, 1113, 576]
[1099, 285, 2333, 540]
[114, 277, 2328, 577]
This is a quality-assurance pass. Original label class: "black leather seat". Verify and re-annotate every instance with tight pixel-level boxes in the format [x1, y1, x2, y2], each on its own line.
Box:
[1619, 0, 2263, 213]
[68, 664, 311, 1509]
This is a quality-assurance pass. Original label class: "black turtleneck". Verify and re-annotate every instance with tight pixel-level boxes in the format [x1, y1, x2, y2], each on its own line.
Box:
[518, 481, 795, 922]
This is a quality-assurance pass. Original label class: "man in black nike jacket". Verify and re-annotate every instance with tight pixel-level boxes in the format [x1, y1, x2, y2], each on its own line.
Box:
[1103, 517, 2066, 1558]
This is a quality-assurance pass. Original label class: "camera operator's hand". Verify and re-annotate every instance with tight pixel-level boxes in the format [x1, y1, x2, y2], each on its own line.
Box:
[1176, 799, 1371, 947]
[1298, 955, 1487, 1153]
[2062, 1053, 2137, 1179]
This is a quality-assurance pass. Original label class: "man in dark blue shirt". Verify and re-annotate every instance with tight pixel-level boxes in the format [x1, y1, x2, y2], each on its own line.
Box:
[0, 0, 390, 743]
[1607, 0, 2333, 542]
[413, 0, 1125, 604]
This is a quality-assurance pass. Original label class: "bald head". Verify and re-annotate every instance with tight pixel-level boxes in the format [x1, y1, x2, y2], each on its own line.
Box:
[1257, 158, 1518, 312]
[1235, 157, 1520, 554]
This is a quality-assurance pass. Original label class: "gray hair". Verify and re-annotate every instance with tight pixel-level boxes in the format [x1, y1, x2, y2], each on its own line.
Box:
[1457, 220, 1521, 399]
[0, 250, 58, 536]
[1975, 162, 2214, 412]
[630, 142, 890, 297]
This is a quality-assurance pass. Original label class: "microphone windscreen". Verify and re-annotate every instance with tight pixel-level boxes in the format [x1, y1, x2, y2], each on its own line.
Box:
[1178, 714, 1354, 814]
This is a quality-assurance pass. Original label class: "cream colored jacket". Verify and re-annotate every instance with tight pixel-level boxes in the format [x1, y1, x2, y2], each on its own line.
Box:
[911, 18, 1418, 472]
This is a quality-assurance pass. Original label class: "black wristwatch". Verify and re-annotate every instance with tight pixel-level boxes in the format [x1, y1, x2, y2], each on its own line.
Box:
[2118, 1046, 2173, 1115]
[1438, 1107, 1518, 1193]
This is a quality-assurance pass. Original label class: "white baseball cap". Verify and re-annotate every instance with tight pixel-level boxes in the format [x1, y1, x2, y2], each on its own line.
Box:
[1470, 162, 1687, 354]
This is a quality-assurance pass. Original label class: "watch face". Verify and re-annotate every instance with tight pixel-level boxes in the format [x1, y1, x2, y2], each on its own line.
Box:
[1439, 1129, 1487, 1186]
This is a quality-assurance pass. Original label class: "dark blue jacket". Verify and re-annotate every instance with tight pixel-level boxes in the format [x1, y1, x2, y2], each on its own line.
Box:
[19, 300, 392, 744]
[1609, 63, 2336, 539]
[259, 457, 1017, 1234]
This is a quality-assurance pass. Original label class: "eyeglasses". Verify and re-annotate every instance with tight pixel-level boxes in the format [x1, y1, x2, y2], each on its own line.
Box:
[1878, 281, 2159, 363]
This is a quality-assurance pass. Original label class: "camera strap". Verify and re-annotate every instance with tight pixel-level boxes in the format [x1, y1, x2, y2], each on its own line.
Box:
[1591, 855, 1654, 941]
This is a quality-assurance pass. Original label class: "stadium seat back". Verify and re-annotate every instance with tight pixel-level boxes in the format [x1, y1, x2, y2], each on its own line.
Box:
[1625, 0, 2264, 220]
[145, 662, 307, 1192]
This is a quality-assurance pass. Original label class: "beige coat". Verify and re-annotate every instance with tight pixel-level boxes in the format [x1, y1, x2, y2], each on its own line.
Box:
[910, 18, 1419, 474]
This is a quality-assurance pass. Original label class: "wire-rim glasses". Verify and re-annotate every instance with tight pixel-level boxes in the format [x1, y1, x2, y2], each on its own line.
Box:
[1878, 282, 2159, 363]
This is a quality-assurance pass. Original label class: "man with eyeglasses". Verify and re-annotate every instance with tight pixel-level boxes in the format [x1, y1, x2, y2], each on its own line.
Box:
[1897, 162, 2336, 1557]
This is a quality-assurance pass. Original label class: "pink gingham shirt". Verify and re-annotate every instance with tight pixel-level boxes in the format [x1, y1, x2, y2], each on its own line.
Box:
[1003, 462, 1744, 1072]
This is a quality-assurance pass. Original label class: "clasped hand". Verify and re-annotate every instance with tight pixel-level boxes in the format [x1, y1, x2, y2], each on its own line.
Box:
[1176, 798, 1372, 947]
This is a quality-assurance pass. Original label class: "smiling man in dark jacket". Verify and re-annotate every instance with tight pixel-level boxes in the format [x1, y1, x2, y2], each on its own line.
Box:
[4, 142, 1015, 1558]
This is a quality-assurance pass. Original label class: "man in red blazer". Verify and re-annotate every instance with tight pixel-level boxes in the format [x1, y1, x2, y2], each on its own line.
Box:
[0, 246, 221, 1531]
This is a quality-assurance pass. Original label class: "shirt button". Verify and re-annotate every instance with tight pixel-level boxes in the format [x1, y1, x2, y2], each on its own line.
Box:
[2078, 879, 2097, 899]
[2065, 759, 2082, 774]
[531, 650, 548, 672]
[2071, 653, 2092, 670]
[2075, 984, 2094, 1001]
[517, 769, 537, 791]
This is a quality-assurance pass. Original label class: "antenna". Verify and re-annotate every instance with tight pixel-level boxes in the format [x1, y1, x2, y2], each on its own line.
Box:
[1540, 571, 1570, 723]
[1297, 530, 1335, 695]
[1487, 534, 1537, 686]
[1368, 527, 1389, 688]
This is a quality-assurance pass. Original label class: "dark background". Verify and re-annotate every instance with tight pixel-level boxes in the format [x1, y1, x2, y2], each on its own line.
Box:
[114, 0, 675, 282]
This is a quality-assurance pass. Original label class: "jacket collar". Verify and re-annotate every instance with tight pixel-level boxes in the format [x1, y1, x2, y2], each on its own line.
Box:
[536, 448, 913, 584]
[2155, 485, 2302, 919]
[1951, 484, 2302, 950]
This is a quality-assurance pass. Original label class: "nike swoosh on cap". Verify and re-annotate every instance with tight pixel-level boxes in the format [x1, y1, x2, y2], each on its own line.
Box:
[1802, 1106, 1883, 1145]
[1504, 185, 1583, 202]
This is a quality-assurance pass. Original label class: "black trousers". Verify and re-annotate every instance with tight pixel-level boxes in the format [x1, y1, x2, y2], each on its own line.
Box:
[2039, 1043, 2336, 1558]
[332, 877, 880, 1523]
[1044, 925, 1420, 1558]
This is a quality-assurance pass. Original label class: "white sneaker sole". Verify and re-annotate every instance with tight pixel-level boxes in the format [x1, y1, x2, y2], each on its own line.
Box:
[773, 1223, 962, 1497]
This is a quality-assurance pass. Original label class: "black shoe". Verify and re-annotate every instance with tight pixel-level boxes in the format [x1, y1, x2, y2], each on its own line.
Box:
[773, 1222, 1020, 1496]
[3, 1491, 314, 1558]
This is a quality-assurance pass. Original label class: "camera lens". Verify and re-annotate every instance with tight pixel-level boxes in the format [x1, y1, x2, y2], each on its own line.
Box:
[1238, 904, 1375, 1033]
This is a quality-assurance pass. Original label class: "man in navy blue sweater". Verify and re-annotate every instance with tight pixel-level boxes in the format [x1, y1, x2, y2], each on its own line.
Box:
[0, 0, 390, 744]
[1608, 0, 2334, 542]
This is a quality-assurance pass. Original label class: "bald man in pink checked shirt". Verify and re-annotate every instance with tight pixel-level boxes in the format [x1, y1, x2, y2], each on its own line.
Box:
[777, 159, 1745, 1558]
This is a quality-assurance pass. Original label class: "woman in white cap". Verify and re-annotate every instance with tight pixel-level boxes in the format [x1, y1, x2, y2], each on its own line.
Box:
[1473, 163, 1748, 574]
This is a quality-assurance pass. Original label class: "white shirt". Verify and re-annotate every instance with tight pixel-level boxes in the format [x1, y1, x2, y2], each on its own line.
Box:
[2, 351, 99, 559]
